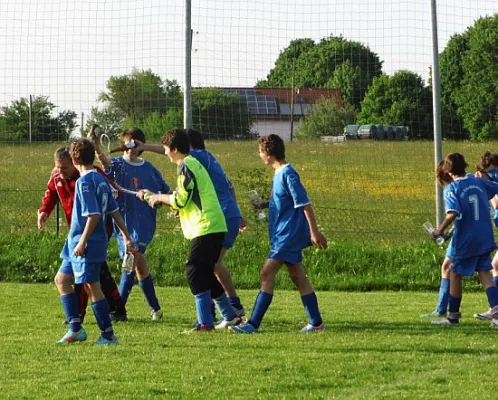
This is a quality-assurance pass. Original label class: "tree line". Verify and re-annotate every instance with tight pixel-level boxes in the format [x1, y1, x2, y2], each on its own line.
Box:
[1, 13, 497, 142]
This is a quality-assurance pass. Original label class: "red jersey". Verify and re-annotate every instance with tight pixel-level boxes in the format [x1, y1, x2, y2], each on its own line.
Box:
[39, 166, 113, 228]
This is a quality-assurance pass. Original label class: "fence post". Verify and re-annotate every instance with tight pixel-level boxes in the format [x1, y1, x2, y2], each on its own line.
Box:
[430, 0, 444, 225]
[183, 0, 192, 129]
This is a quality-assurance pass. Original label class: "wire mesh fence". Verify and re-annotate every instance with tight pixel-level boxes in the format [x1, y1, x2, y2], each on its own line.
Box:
[1, 0, 498, 245]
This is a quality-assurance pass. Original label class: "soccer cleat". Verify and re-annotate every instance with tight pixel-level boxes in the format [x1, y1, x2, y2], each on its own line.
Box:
[431, 318, 459, 325]
[420, 310, 447, 318]
[150, 309, 163, 321]
[234, 306, 246, 318]
[95, 335, 119, 346]
[110, 312, 128, 322]
[184, 324, 215, 334]
[215, 316, 243, 330]
[490, 319, 498, 327]
[474, 308, 493, 321]
[229, 323, 258, 334]
[300, 323, 326, 333]
[57, 328, 88, 343]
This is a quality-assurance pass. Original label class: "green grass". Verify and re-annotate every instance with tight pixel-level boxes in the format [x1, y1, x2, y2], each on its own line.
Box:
[3, 140, 498, 244]
[2, 283, 498, 399]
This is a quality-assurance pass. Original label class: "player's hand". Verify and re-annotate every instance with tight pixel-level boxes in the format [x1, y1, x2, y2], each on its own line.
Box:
[252, 200, 268, 210]
[73, 241, 86, 257]
[125, 240, 137, 255]
[134, 139, 145, 152]
[432, 228, 442, 238]
[87, 125, 100, 147]
[311, 230, 327, 249]
[239, 218, 247, 232]
[148, 194, 162, 208]
[136, 189, 152, 201]
[37, 211, 49, 230]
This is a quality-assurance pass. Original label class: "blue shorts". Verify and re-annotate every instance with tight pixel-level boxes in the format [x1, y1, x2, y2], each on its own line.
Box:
[58, 259, 101, 284]
[117, 236, 148, 259]
[450, 254, 492, 277]
[223, 217, 241, 249]
[267, 248, 303, 266]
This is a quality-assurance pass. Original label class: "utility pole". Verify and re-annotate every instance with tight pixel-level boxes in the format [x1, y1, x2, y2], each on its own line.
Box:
[430, 0, 444, 225]
[28, 94, 33, 143]
[184, 0, 193, 129]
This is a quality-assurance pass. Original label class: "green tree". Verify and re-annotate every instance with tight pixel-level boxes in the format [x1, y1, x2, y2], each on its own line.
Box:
[295, 98, 356, 139]
[257, 36, 382, 109]
[191, 88, 253, 139]
[357, 71, 432, 138]
[99, 69, 181, 121]
[453, 15, 498, 139]
[0, 96, 76, 142]
[87, 105, 126, 139]
[439, 33, 469, 139]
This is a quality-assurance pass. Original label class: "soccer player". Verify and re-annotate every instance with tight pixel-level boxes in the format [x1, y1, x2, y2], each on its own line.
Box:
[230, 134, 327, 334]
[431, 153, 498, 326]
[473, 151, 498, 320]
[56, 139, 134, 344]
[141, 128, 241, 332]
[93, 128, 169, 321]
[38, 146, 127, 322]
[420, 161, 453, 318]
[185, 129, 245, 319]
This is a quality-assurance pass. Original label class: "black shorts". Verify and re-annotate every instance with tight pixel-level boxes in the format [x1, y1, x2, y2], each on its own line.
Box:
[185, 232, 225, 297]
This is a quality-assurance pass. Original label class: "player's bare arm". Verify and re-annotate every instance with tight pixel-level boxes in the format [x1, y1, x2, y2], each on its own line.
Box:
[434, 212, 457, 238]
[134, 140, 165, 155]
[303, 204, 327, 249]
[109, 210, 135, 254]
[73, 214, 101, 256]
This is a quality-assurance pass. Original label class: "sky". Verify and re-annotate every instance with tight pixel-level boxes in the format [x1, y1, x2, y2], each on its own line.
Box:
[0, 0, 497, 120]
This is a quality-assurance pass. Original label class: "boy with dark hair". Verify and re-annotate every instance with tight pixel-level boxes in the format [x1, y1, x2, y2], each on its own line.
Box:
[231, 134, 327, 334]
[56, 139, 134, 345]
[93, 128, 169, 321]
[432, 153, 498, 326]
[184, 129, 245, 322]
[39, 146, 127, 322]
[141, 128, 241, 332]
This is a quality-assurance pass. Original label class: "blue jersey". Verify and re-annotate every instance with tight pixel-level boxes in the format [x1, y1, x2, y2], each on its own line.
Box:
[106, 157, 170, 246]
[61, 170, 118, 263]
[444, 174, 498, 260]
[485, 169, 498, 182]
[190, 149, 241, 219]
[268, 164, 311, 252]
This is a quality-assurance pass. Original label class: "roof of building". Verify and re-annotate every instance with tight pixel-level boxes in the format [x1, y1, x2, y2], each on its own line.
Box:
[222, 87, 342, 119]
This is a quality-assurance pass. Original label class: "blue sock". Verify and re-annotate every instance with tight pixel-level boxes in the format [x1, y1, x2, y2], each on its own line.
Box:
[248, 291, 273, 329]
[195, 291, 214, 327]
[214, 293, 236, 320]
[301, 292, 322, 327]
[448, 294, 462, 317]
[92, 299, 114, 340]
[61, 292, 81, 332]
[139, 275, 160, 312]
[119, 271, 136, 305]
[493, 276, 498, 286]
[436, 278, 450, 314]
[228, 296, 242, 309]
[486, 287, 498, 308]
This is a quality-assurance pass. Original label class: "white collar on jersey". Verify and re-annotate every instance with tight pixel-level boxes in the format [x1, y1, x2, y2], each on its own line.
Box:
[123, 157, 145, 167]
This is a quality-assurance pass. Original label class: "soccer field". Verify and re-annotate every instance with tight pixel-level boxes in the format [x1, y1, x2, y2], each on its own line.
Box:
[2, 283, 498, 399]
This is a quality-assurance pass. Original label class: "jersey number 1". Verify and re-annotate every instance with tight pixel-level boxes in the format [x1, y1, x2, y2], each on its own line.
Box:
[468, 194, 479, 221]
